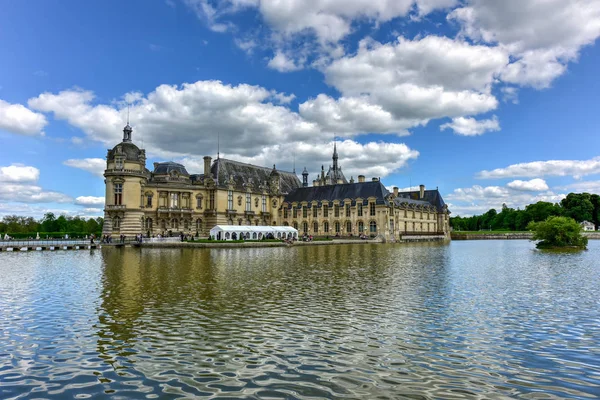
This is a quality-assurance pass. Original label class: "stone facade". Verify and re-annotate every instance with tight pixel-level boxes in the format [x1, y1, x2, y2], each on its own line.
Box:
[103, 124, 450, 240]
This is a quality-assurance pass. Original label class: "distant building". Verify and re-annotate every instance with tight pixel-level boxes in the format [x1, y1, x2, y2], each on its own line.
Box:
[103, 123, 450, 240]
[580, 221, 595, 231]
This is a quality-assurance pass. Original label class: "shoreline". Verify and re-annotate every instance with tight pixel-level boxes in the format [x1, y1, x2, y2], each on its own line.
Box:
[452, 232, 600, 240]
[139, 238, 383, 249]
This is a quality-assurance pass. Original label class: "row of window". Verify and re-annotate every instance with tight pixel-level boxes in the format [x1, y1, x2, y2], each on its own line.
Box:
[284, 203, 376, 218]
[283, 220, 377, 234]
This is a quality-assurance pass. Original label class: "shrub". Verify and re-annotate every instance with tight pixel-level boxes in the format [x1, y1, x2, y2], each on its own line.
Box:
[527, 216, 587, 249]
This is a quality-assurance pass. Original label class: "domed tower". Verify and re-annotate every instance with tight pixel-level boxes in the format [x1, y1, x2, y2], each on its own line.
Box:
[103, 123, 148, 237]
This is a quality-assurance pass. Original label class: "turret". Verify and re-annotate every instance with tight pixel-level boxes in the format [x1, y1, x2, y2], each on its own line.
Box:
[302, 167, 308, 187]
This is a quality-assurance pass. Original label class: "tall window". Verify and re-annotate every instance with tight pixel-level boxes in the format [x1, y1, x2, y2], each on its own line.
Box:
[196, 196, 203, 209]
[369, 202, 376, 216]
[113, 216, 121, 229]
[146, 194, 152, 207]
[145, 218, 152, 230]
[345, 205, 351, 217]
[334, 204, 340, 217]
[302, 222, 308, 233]
[390, 219, 394, 232]
[323, 205, 329, 217]
[114, 183, 122, 205]
[357, 203, 363, 216]
[246, 193, 251, 211]
[115, 158, 123, 169]
[228, 190, 233, 210]
[335, 221, 340, 233]
[293, 207, 298, 218]
[262, 195, 266, 212]
[293, 222, 298, 230]
[313, 222, 319, 233]
[209, 190, 215, 209]
[313, 205, 318, 218]
[324, 221, 329, 233]
[346, 221, 351, 233]
[302, 206, 307, 218]
[358, 221, 364, 233]
[284, 207, 288, 218]
[196, 219, 202, 231]
[370, 221, 377, 233]
[171, 193, 179, 208]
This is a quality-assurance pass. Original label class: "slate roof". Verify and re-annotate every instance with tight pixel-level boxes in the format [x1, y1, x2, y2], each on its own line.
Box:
[153, 162, 190, 176]
[284, 181, 390, 205]
[325, 166, 348, 184]
[107, 142, 143, 162]
[395, 189, 446, 212]
[211, 158, 301, 193]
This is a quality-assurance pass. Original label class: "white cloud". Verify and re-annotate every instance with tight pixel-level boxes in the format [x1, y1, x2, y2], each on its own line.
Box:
[63, 158, 106, 177]
[29, 82, 324, 159]
[0, 99, 47, 136]
[178, 139, 419, 181]
[440, 115, 500, 136]
[0, 165, 40, 183]
[267, 51, 303, 72]
[446, 184, 566, 216]
[75, 196, 105, 206]
[0, 183, 72, 204]
[507, 178, 549, 192]
[449, 0, 600, 88]
[556, 180, 600, 194]
[478, 158, 600, 180]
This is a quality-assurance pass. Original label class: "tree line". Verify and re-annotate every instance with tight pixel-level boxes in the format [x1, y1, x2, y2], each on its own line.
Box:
[450, 193, 600, 231]
[0, 213, 104, 238]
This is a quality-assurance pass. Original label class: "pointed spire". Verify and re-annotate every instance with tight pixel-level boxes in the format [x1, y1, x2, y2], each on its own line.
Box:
[123, 104, 132, 143]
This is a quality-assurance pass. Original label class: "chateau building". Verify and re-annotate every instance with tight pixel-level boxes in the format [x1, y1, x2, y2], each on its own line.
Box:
[103, 124, 450, 240]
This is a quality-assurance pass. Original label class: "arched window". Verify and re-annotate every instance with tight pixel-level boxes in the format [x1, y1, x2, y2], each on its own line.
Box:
[172, 218, 179, 229]
[302, 222, 308, 233]
[160, 219, 166, 229]
[293, 222, 298, 230]
[113, 216, 121, 229]
[334, 221, 340, 233]
[346, 221, 351, 233]
[324, 222, 329, 233]
[196, 219, 203, 231]
[196, 195, 203, 209]
[283, 221, 289, 226]
[232, 232, 237, 240]
[358, 221, 364, 233]
[313, 222, 319, 233]
[370, 221, 377, 233]
[225, 232, 230, 240]
[145, 218, 153, 230]
[253, 232, 258, 239]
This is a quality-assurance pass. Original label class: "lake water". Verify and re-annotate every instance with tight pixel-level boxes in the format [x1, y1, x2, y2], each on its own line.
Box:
[1, 241, 599, 399]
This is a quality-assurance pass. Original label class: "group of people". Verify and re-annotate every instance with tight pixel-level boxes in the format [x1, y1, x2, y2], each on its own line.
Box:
[101, 234, 128, 244]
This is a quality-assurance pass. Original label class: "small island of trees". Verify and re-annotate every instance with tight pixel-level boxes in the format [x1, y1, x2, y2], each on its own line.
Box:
[527, 216, 588, 250]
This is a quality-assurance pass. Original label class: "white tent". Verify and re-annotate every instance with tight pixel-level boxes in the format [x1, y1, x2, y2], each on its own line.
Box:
[209, 225, 298, 241]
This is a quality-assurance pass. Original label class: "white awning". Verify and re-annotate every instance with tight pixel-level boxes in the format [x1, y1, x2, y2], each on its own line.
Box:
[209, 225, 298, 240]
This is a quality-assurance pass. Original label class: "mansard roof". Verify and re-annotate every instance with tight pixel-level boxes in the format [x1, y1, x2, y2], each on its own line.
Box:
[284, 181, 390, 205]
[211, 158, 301, 193]
[153, 161, 190, 176]
[394, 189, 446, 212]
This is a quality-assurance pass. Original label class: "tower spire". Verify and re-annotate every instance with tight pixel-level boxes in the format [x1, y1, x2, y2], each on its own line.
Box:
[332, 135, 339, 173]
[122, 104, 132, 143]
[217, 132, 220, 159]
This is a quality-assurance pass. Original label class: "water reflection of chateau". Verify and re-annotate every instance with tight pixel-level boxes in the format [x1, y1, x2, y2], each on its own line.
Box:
[103, 124, 450, 239]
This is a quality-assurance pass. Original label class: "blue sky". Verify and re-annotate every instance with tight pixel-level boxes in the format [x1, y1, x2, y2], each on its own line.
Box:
[1, 0, 600, 218]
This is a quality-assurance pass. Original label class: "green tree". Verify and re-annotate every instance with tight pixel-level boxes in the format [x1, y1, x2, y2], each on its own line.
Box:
[40, 212, 58, 232]
[527, 216, 587, 249]
[560, 193, 594, 222]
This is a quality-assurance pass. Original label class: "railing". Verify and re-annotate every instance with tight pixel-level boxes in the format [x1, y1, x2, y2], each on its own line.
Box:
[157, 207, 193, 213]
[142, 237, 183, 243]
[106, 204, 126, 209]
[401, 231, 446, 236]
[0, 239, 93, 247]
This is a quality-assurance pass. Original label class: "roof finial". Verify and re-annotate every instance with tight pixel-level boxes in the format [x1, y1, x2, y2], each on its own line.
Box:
[217, 132, 220, 159]
[127, 103, 130, 125]
[293, 152, 296, 174]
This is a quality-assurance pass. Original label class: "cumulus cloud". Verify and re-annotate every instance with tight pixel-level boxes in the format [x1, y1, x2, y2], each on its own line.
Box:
[0, 99, 47, 136]
[446, 184, 566, 216]
[507, 178, 549, 192]
[29, 82, 321, 159]
[0, 165, 40, 183]
[449, 0, 600, 88]
[179, 139, 420, 181]
[0, 183, 72, 204]
[63, 158, 106, 177]
[267, 51, 303, 72]
[478, 158, 600, 180]
[75, 196, 105, 206]
[440, 115, 500, 136]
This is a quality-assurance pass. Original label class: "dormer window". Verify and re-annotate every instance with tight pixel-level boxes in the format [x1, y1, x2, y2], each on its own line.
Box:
[115, 158, 124, 170]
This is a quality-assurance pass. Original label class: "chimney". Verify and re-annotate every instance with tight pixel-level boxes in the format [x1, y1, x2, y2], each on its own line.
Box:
[393, 187, 399, 197]
[419, 184, 425, 199]
[313, 180, 317, 187]
[203, 156, 212, 177]
[372, 177, 378, 182]
[358, 175, 365, 183]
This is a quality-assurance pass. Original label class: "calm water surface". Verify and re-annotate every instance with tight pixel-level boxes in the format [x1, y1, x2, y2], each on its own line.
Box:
[1, 241, 599, 399]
